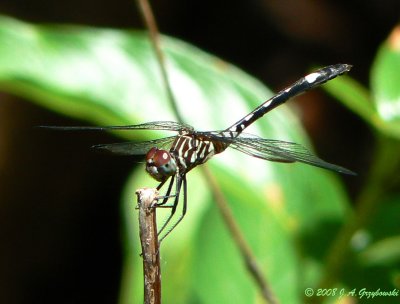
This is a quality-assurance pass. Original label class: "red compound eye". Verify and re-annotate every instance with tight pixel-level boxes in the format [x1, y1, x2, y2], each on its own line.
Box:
[145, 147, 176, 181]
[152, 149, 171, 167]
[145, 147, 158, 161]
[146, 147, 171, 167]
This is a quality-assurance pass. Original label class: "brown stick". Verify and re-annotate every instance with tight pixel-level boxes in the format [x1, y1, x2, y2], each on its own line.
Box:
[135, 0, 185, 124]
[136, 188, 161, 304]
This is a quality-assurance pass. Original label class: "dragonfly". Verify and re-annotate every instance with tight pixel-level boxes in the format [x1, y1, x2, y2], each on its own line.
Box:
[43, 64, 355, 242]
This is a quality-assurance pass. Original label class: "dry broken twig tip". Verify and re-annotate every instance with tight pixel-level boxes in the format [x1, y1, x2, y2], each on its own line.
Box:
[136, 188, 161, 304]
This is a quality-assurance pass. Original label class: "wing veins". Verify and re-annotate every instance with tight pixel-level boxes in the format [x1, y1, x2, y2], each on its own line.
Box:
[91, 136, 177, 156]
[39, 121, 193, 132]
[203, 133, 355, 175]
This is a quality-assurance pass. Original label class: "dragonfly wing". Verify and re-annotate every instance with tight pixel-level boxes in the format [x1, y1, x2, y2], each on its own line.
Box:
[224, 135, 355, 175]
[116, 121, 194, 132]
[39, 121, 193, 132]
[92, 136, 177, 156]
[196, 131, 295, 162]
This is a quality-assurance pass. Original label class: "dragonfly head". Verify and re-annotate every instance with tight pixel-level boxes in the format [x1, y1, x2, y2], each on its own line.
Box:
[145, 147, 177, 181]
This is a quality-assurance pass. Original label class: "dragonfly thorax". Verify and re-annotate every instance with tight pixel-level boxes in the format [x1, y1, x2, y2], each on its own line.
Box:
[145, 147, 177, 182]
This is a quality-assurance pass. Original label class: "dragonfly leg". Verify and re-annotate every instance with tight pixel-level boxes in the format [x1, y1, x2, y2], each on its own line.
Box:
[158, 174, 187, 244]
[154, 177, 176, 207]
[156, 178, 167, 191]
[157, 174, 184, 239]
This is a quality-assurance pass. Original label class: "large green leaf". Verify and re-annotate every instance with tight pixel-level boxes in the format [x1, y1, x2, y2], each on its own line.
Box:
[0, 15, 352, 303]
[371, 27, 400, 138]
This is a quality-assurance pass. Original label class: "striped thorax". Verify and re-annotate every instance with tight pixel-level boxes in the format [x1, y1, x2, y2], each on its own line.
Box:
[170, 134, 227, 172]
[145, 133, 229, 182]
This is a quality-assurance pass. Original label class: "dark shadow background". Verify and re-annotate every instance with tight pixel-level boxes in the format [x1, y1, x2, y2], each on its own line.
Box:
[0, 1, 399, 303]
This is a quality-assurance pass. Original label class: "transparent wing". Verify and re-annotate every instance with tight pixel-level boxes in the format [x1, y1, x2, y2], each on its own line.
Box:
[204, 132, 355, 175]
[91, 136, 177, 156]
[38, 121, 194, 132]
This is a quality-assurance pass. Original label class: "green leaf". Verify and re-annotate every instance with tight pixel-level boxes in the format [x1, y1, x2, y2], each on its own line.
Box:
[358, 194, 400, 267]
[371, 26, 400, 138]
[323, 73, 381, 129]
[360, 236, 400, 266]
[0, 15, 352, 303]
[339, 195, 400, 295]
[190, 167, 300, 304]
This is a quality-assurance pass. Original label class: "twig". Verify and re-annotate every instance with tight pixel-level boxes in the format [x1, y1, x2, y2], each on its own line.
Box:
[201, 166, 278, 304]
[136, 188, 161, 304]
[134, 0, 278, 301]
[135, 0, 185, 123]
[134, 1, 278, 301]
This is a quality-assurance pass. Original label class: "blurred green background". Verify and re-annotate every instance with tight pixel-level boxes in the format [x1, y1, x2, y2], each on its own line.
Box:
[0, 1, 399, 303]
